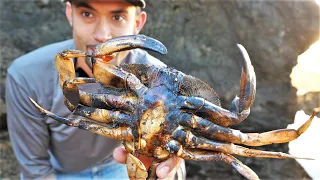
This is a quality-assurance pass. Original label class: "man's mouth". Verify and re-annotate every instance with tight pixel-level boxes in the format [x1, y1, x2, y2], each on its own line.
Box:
[87, 45, 115, 62]
[87, 45, 96, 54]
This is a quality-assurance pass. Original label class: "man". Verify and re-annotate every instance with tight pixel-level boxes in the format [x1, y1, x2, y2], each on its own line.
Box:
[5, 0, 185, 179]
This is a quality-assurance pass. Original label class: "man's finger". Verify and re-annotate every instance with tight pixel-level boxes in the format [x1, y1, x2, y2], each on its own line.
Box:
[156, 156, 183, 179]
[113, 146, 127, 164]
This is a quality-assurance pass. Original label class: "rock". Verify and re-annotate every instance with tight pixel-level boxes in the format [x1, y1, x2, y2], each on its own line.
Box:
[0, 131, 20, 179]
[297, 92, 320, 115]
[0, 0, 319, 179]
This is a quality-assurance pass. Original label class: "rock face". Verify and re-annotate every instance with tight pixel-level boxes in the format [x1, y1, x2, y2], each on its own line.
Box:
[0, 0, 319, 179]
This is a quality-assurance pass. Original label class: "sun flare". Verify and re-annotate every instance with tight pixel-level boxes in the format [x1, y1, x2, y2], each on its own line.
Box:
[290, 40, 320, 95]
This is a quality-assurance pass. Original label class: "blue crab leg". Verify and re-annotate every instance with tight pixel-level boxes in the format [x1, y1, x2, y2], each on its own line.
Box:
[178, 112, 316, 146]
[166, 140, 259, 180]
[172, 129, 312, 160]
[29, 97, 134, 141]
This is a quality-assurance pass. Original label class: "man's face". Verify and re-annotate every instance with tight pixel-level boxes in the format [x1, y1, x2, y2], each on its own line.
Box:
[66, 0, 146, 54]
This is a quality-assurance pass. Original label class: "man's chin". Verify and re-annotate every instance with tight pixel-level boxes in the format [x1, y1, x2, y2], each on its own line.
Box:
[87, 47, 94, 54]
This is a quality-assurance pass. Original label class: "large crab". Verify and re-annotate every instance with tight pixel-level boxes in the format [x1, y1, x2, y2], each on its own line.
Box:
[29, 35, 315, 180]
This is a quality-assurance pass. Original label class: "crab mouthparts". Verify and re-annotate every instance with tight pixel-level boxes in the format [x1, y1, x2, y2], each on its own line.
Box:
[91, 54, 116, 65]
[101, 55, 116, 62]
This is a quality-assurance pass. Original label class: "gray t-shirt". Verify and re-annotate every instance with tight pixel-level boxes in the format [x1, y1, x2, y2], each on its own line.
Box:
[6, 39, 166, 179]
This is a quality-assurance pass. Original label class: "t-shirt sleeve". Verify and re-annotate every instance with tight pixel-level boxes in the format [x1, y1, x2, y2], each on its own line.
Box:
[5, 73, 54, 179]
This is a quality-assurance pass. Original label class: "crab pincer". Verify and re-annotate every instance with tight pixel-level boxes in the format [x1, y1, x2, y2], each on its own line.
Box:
[55, 35, 167, 112]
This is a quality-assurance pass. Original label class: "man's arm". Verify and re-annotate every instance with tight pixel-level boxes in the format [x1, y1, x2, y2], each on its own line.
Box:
[6, 73, 54, 179]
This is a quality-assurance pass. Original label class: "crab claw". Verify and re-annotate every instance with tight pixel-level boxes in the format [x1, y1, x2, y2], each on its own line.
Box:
[228, 44, 256, 124]
[237, 44, 256, 113]
[90, 35, 168, 91]
[92, 34, 167, 60]
[126, 153, 148, 180]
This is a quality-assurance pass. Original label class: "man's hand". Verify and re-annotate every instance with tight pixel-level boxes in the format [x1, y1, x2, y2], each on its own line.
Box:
[113, 146, 184, 179]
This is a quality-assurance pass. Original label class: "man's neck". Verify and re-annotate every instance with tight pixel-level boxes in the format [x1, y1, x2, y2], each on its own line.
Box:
[75, 57, 94, 77]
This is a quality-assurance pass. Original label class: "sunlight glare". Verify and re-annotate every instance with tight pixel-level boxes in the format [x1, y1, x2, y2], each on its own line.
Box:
[290, 40, 320, 95]
[288, 111, 320, 179]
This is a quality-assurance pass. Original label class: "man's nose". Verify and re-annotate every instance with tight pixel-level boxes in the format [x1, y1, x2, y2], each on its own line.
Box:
[93, 20, 112, 43]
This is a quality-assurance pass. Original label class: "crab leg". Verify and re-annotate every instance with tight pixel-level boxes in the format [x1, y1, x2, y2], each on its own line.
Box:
[179, 112, 315, 146]
[166, 140, 259, 180]
[178, 44, 255, 127]
[79, 91, 136, 112]
[93, 60, 148, 96]
[72, 105, 131, 125]
[147, 160, 161, 180]
[234, 44, 256, 118]
[180, 96, 241, 127]
[62, 77, 97, 111]
[60, 76, 138, 113]
[126, 153, 148, 180]
[56, 50, 90, 88]
[29, 97, 134, 140]
[173, 129, 312, 159]
[55, 49, 95, 111]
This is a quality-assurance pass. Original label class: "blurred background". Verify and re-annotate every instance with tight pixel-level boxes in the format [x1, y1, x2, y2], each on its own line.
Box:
[0, 0, 319, 179]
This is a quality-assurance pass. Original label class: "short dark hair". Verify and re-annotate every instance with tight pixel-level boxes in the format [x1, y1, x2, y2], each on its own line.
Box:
[63, 0, 146, 8]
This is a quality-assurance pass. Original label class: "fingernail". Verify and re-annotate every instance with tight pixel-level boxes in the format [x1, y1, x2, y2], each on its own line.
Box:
[159, 166, 170, 177]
